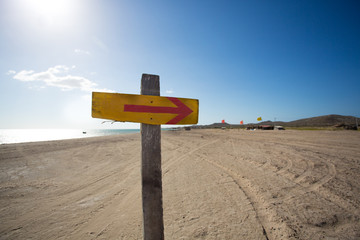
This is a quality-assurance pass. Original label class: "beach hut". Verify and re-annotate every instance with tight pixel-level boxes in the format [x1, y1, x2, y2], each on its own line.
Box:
[260, 125, 274, 130]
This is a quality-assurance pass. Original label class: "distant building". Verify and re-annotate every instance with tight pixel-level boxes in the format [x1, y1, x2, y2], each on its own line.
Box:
[259, 125, 274, 130]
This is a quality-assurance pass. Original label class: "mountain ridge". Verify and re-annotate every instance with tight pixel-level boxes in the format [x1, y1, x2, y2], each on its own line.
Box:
[192, 114, 359, 129]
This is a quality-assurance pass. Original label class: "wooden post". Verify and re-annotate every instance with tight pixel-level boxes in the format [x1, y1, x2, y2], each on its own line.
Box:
[141, 74, 164, 240]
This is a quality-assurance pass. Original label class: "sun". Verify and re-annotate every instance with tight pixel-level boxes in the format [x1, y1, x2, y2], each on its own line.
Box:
[19, 0, 79, 27]
[28, 0, 68, 12]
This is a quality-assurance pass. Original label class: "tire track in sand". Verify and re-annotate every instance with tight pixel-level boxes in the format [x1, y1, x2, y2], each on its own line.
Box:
[162, 139, 220, 176]
[163, 137, 267, 239]
[189, 139, 292, 240]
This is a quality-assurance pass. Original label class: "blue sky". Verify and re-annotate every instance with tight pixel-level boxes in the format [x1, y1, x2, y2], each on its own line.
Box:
[1, 0, 359, 129]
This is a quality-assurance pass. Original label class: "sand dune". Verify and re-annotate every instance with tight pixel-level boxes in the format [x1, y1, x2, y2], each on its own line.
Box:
[1, 129, 359, 239]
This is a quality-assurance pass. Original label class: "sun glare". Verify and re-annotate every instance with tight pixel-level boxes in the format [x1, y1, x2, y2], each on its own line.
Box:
[28, 0, 75, 24]
[15, 0, 81, 29]
[31, 0, 70, 15]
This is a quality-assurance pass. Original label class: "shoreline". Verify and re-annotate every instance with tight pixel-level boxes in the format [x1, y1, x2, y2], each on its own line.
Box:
[0, 129, 141, 145]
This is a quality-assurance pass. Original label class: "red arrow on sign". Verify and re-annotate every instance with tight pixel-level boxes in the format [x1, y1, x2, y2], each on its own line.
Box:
[124, 97, 193, 124]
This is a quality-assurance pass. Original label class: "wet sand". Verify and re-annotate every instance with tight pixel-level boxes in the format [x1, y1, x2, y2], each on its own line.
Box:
[1, 129, 359, 239]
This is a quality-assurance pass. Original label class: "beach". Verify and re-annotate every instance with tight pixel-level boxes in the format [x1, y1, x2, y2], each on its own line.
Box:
[1, 129, 359, 239]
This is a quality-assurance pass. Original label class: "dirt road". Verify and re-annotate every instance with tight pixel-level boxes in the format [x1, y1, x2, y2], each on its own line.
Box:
[1, 129, 359, 239]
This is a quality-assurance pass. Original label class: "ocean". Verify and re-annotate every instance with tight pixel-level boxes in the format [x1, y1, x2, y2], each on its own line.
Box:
[0, 129, 140, 144]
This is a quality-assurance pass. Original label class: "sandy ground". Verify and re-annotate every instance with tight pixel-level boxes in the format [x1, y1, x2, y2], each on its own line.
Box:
[0, 129, 359, 240]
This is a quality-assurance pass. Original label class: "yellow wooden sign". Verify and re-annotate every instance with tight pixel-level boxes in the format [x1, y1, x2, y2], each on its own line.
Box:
[92, 92, 199, 125]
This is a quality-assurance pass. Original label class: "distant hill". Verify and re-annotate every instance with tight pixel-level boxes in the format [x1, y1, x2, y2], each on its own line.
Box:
[205, 122, 232, 128]
[192, 114, 359, 129]
[284, 114, 358, 127]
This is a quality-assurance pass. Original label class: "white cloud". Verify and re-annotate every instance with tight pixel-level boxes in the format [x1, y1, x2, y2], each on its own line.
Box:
[165, 89, 174, 94]
[6, 70, 16, 75]
[13, 65, 114, 92]
[74, 49, 91, 55]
